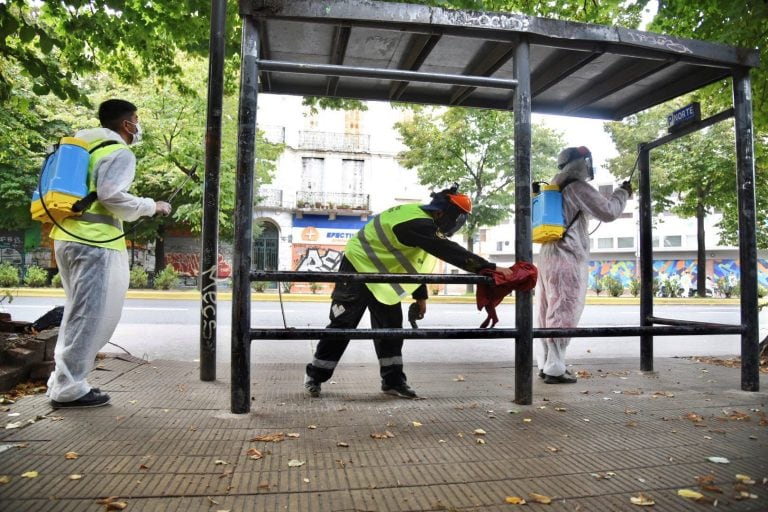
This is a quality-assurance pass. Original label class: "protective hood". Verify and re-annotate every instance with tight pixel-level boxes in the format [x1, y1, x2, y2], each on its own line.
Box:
[556, 146, 594, 182]
[73, 127, 125, 145]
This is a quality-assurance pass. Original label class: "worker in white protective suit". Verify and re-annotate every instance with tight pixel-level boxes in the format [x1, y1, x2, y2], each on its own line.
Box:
[46, 99, 172, 408]
[536, 146, 632, 384]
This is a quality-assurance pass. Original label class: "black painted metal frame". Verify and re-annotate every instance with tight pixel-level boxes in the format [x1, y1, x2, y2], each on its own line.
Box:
[214, 1, 759, 413]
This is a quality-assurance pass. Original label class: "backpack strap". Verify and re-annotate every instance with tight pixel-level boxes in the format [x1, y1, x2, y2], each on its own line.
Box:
[70, 140, 121, 214]
[560, 178, 581, 239]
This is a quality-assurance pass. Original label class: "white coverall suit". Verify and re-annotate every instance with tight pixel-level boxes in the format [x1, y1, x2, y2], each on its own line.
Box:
[536, 156, 630, 378]
[46, 127, 156, 402]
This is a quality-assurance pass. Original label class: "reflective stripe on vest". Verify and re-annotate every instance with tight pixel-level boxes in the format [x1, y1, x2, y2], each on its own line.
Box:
[50, 140, 128, 250]
[345, 203, 437, 305]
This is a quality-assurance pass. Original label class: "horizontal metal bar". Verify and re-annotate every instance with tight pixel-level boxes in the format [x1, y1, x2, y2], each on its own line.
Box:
[645, 108, 734, 150]
[250, 324, 744, 340]
[258, 59, 518, 89]
[648, 316, 739, 329]
[250, 270, 493, 285]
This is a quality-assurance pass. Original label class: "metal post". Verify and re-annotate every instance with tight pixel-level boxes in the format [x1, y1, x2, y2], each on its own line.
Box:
[732, 68, 759, 391]
[638, 144, 653, 371]
[513, 38, 533, 405]
[231, 15, 260, 413]
[200, 0, 226, 382]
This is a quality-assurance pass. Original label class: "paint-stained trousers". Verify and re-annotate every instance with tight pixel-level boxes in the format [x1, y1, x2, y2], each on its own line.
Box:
[306, 257, 407, 387]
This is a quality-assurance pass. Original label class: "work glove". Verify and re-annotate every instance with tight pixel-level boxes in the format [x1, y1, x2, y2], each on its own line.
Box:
[620, 181, 633, 198]
[476, 262, 538, 328]
[408, 300, 425, 328]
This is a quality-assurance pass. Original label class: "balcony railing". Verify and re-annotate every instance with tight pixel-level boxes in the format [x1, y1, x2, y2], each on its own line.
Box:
[255, 188, 286, 208]
[298, 131, 370, 153]
[296, 191, 370, 211]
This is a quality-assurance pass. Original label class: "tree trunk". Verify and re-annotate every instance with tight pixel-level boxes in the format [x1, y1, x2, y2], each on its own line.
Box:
[696, 202, 707, 297]
[154, 224, 166, 274]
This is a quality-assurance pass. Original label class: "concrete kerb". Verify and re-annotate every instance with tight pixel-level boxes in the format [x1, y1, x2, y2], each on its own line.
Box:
[7, 287, 740, 306]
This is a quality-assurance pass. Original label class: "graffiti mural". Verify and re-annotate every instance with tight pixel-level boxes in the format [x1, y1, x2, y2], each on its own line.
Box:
[165, 252, 232, 278]
[586, 258, 768, 291]
[291, 245, 344, 293]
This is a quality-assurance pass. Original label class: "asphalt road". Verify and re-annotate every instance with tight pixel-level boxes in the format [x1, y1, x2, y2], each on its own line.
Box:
[3, 296, 761, 365]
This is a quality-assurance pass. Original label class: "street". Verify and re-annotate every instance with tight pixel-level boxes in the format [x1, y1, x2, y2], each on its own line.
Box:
[3, 295, 760, 365]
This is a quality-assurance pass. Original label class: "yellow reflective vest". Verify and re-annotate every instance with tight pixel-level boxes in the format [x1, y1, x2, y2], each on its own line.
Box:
[344, 203, 438, 305]
[51, 141, 127, 251]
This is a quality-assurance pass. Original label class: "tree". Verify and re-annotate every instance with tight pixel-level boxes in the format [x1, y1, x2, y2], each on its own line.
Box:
[396, 106, 564, 290]
[604, 100, 738, 297]
[648, 0, 768, 249]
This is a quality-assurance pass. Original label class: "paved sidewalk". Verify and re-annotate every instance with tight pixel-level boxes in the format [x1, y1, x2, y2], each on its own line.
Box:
[1, 355, 767, 511]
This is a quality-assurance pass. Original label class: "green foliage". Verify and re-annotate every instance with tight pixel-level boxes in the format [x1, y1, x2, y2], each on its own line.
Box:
[628, 277, 640, 297]
[51, 272, 62, 288]
[23, 265, 48, 287]
[715, 276, 738, 298]
[153, 264, 179, 290]
[0, 263, 20, 287]
[129, 266, 149, 289]
[759, 286, 767, 299]
[601, 275, 624, 297]
[592, 278, 603, 296]
[252, 281, 268, 293]
[395, 106, 564, 247]
[309, 282, 322, 294]
[281, 281, 294, 293]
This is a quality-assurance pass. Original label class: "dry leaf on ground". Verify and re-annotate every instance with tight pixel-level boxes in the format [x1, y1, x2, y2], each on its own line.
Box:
[287, 459, 305, 467]
[247, 448, 263, 460]
[64, 451, 79, 460]
[678, 489, 704, 500]
[251, 432, 285, 442]
[528, 492, 552, 504]
[505, 496, 526, 504]
[630, 493, 655, 506]
[20, 471, 38, 478]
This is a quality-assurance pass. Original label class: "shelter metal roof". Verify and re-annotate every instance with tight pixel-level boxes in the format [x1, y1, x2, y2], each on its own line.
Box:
[242, 0, 759, 120]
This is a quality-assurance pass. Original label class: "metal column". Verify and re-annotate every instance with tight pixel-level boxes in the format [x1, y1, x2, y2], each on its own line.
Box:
[638, 144, 653, 371]
[513, 38, 533, 405]
[231, 15, 260, 413]
[733, 68, 759, 391]
[200, 0, 226, 382]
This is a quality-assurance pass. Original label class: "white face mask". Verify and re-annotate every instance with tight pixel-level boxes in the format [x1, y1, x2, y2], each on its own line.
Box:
[126, 120, 143, 145]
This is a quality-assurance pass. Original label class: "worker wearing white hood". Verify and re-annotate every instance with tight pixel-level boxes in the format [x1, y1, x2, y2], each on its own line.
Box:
[536, 146, 632, 384]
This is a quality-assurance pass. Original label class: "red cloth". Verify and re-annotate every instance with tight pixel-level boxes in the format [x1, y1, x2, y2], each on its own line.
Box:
[476, 262, 538, 328]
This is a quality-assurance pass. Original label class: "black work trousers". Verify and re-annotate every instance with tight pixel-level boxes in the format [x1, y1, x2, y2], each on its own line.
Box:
[305, 257, 406, 387]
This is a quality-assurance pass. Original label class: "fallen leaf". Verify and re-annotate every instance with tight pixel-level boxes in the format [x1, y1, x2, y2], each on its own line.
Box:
[5, 422, 21, 430]
[337, 442, 349, 447]
[0, 475, 11, 484]
[106, 501, 128, 510]
[735, 474, 755, 484]
[64, 451, 79, 460]
[685, 413, 704, 422]
[554, 407, 567, 412]
[128, 400, 137, 404]
[677, 489, 704, 500]
[247, 448, 263, 460]
[454, 375, 465, 382]
[251, 432, 285, 443]
[286, 433, 300, 438]
[96, 496, 120, 504]
[505, 496, 526, 504]
[707, 456, 730, 464]
[630, 493, 655, 506]
[20, 471, 38, 478]
[411, 421, 422, 427]
[307, 425, 317, 429]
[528, 492, 552, 504]
[546, 446, 559, 453]
[287, 459, 305, 467]
[69, 474, 82, 480]
[523, 418, 532, 423]
[303, 478, 310, 483]
[370, 431, 395, 439]
[473, 429, 486, 435]
[476, 438, 486, 445]
[214, 460, 229, 465]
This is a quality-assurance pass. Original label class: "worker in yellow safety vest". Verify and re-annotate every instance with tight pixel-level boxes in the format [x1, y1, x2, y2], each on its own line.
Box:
[304, 185, 496, 399]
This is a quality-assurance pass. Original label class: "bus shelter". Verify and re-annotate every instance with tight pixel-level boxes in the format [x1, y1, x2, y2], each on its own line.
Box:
[200, 0, 760, 413]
